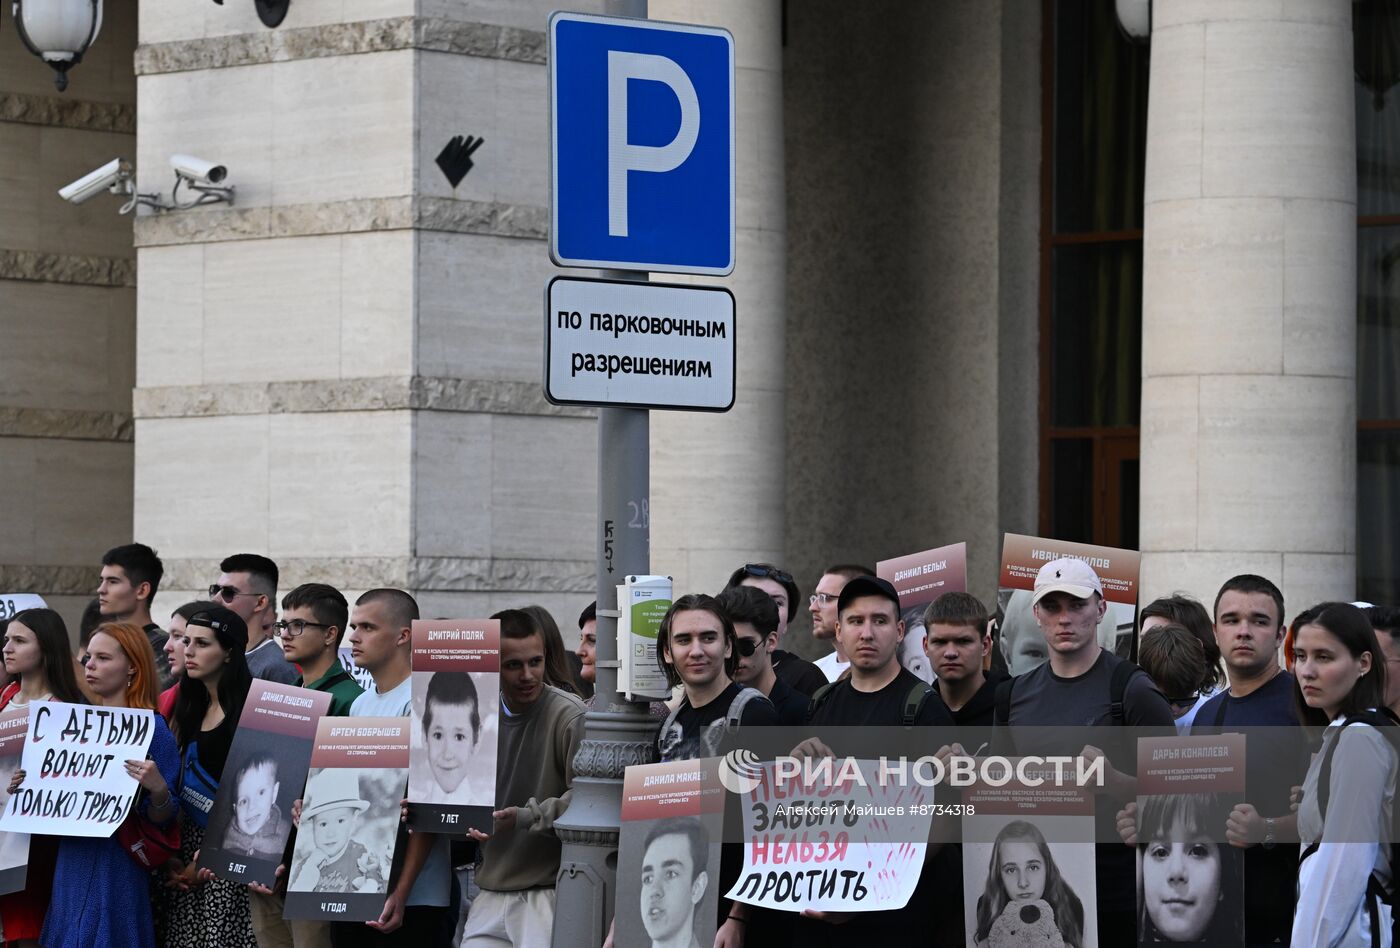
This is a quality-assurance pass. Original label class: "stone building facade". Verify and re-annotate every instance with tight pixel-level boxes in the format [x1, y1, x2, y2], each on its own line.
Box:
[0, 0, 1392, 649]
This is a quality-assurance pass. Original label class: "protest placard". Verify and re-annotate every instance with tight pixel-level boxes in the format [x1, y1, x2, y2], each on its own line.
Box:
[283, 716, 409, 922]
[1135, 734, 1246, 945]
[615, 758, 725, 948]
[0, 701, 154, 837]
[197, 681, 330, 886]
[726, 758, 932, 914]
[997, 533, 1142, 676]
[0, 595, 46, 620]
[963, 759, 1100, 948]
[408, 619, 500, 833]
[335, 645, 375, 693]
[877, 541, 968, 682]
[0, 707, 31, 895]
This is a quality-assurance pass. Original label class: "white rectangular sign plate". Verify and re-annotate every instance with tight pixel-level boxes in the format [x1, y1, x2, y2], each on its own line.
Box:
[545, 276, 735, 411]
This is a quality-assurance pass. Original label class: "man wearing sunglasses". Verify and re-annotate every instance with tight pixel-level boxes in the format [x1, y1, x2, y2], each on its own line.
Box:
[722, 562, 827, 697]
[212, 553, 297, 685]
[715, 585, 809, 725]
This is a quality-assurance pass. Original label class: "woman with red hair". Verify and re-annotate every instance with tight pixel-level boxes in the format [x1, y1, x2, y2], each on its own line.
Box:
[15, 622, 181, 947]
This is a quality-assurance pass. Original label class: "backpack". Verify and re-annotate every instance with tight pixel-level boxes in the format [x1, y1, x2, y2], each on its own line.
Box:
[806, 678, 937, 727]
[658, 686, 769, 762]
[1299, 708, 1400, 948]
[992, 656, 1140, 727]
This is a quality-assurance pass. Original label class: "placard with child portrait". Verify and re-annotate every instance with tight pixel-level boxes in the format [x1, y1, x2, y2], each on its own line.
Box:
[1135, 734, 1246, 946]
[407, 618, 500, 833]
[198, 680, 331, 887]
[283, 716, 410, 922]
[0, 707, 30, 895]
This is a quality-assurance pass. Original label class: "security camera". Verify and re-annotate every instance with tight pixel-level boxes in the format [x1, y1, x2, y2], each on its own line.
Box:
[170, 154, 227, 185]
[57, 159, 132, 205]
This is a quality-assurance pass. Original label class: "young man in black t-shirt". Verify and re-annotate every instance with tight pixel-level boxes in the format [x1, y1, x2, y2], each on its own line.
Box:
[804, 576, 955, 730]
[924, 591, 1006, 728]
[1188, 574, 1303, 946]
[655, 592, 779, 762]
[715, 585, 810, 725]
[995, 558, 1174, 945]
[723, 563, 828, 696]
[794, 576, 954, 947]
[650, 593, 777, 948]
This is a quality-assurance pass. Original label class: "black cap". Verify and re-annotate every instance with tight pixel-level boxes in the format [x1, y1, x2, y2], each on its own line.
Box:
[186, 605, 248, 650]
[837, 575, 901, 615]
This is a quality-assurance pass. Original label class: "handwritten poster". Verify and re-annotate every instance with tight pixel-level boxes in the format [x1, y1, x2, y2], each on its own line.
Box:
[727, 758, 932, 913]
[0, 701, 154, 837]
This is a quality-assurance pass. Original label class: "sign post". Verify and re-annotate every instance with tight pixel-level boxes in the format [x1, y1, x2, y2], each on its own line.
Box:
[547, 3, 734, 945]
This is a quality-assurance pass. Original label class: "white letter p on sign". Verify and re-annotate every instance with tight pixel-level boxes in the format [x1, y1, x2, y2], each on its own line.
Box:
[606, 51, 700, 237]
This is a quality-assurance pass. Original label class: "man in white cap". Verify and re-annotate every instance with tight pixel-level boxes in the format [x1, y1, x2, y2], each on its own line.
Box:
[992, 557, 1173, 944]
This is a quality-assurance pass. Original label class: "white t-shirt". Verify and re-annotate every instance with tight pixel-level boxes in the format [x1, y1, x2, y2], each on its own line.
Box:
[349, 675, 413, 717]
[349, 674, 451, 908]
[815, 650, 848, 683]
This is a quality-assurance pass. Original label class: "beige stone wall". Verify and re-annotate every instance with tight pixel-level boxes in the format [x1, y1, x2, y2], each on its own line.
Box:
[1139, 0, 1357, 614]
[0, 4, 139, 629]
[133, 0, 609, 644]
[782, 0, 1041, 654]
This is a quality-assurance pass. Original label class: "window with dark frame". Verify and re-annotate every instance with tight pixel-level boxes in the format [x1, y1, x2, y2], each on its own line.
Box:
[1040, 0, 1149, 548]
[1355, 0, 1400, 604]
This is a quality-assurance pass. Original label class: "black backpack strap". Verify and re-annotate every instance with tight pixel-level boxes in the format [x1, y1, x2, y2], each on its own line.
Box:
[1302, 711, 1395, 855]
[1108, 658, 1138, 725]
[726, 687, 765, 729]
[993, 678, 1015, 728]
[903, 683, 935, 727]
[805, 681, 839, 723]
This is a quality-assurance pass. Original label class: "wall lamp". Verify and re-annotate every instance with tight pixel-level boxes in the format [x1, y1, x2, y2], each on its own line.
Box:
[11, 0, 103, 92]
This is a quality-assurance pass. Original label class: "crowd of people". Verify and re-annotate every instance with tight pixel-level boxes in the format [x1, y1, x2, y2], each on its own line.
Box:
[0, 545, 1395, 947]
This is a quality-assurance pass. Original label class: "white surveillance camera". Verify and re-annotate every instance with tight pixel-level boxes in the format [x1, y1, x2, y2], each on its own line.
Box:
[57, 159, 131, 205]
[170, 154, 227, 185]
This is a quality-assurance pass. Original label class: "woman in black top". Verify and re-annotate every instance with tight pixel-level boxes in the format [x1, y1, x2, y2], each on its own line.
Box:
[159, 606, 255, 948]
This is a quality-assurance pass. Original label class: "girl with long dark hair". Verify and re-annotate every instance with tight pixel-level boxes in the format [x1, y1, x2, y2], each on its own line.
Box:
[159, 606, 256, 948]
[975, 820, 1086, 948]
[1291, 602, 1397, 948]
[0, 608, 86, 947]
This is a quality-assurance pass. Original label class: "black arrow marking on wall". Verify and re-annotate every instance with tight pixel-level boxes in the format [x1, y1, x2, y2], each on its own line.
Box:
[436, 135, 485, 189]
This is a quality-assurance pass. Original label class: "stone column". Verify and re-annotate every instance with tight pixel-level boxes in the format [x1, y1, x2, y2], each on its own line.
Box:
[0, 7, 138, 628]
[133, 2, 600, 623]
[1140, 1, 1356, 612]
[648, 0, 787, 596]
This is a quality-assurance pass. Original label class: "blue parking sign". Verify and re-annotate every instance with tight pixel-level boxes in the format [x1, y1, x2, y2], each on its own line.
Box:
[549, 12, 735, 276]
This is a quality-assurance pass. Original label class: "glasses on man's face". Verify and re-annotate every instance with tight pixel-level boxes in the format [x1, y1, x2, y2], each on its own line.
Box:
[1166, 692, 1199, 710]
[208, 584, 258, 603]
[809, 593, 838, 607]
[742, 564, 793, 585]
[274, 619, 329, 638]
[735, 638, 760, 658]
